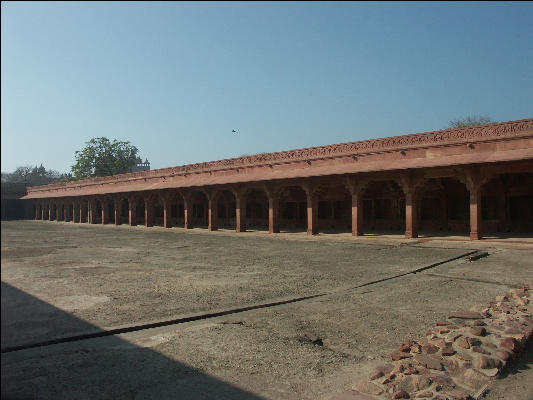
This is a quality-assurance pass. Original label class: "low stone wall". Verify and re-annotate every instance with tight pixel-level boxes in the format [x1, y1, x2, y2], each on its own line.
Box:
[333, 284, 532, 400]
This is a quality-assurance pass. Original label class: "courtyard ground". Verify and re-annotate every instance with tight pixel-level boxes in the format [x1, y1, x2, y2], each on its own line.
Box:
[1, 221, 532, 399]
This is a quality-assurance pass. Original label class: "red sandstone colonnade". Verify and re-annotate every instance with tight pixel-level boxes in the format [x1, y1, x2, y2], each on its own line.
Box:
[30, 165, 533, 240]
[24, 118, 533, 240]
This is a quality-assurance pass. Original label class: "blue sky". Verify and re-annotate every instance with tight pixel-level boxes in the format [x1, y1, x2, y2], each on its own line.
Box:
[2, 2, 532, 173]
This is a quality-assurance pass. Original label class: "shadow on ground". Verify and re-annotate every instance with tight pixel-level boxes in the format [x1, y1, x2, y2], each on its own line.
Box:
[1, 282, 264, 400]
[486, 340, 533, 400]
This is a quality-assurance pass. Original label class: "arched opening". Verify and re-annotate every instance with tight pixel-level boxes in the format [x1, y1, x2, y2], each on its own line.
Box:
[135, 197, 145, 226]
[190, 191, 208, 227]
[481, 173, 533, 237]
[153, 197, 164, 227]
[279, 185, 307, 232]
[95, 201, 103, 224]
[245, 188, 269, 231]
[107, 201, 114, 224]
[418, 177, 469, 236]
[121, 199, 129, 224]
[173, 194, 185, 227]
[67, 203, 73, 222]
[362, 180, 404, 234]
[82, 201, 89, 223]
[215, 190, 236, 229]
[316, 182, 352, 234]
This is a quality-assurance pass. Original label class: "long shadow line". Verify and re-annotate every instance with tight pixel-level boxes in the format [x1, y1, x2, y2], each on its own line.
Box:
[1, 249, 479, 354]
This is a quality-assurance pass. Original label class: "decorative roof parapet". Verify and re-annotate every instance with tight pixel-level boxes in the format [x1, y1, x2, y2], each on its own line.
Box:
[26, 118, 533, 193]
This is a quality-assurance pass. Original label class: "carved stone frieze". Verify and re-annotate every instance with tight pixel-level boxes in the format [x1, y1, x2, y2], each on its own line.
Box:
[25, 118, 533, 195]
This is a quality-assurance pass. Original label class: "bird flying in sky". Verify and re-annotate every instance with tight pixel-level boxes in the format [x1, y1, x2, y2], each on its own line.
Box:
[232, 129, 237, 134]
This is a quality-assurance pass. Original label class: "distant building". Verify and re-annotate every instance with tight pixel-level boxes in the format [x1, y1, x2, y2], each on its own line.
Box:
[131, 157, 151, 173]
[1, 183, 31, 220]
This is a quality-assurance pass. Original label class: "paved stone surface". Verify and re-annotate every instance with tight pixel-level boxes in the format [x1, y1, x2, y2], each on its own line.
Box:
[2, 221, 532, 400]
[1, 221, 468, 349]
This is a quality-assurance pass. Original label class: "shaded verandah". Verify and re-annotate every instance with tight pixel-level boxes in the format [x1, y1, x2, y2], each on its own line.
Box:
[32, 164, 533, 240]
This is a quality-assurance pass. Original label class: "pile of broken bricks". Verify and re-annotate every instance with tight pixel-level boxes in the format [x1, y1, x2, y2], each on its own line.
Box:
[331, 284, 532, 400]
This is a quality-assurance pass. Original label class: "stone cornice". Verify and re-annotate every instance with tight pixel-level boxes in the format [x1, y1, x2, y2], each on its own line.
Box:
[26, 118, 533, 195]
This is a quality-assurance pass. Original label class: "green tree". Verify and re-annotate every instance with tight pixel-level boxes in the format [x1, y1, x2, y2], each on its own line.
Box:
[71, 137, 139, 179]
[448, 115, 493, 129]
[2, 165, 71, 185]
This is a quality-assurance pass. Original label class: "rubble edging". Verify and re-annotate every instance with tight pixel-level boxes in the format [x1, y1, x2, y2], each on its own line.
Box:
[331, 284, 533, 400]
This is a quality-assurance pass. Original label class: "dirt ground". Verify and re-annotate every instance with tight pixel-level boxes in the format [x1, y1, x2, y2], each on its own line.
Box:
[1, 221, 532, 400]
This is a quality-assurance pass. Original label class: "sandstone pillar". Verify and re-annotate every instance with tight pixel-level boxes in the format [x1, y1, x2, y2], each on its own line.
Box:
[144, 196, 154, 227]
[464, 168, 490, 240]
[114, 197, 122, 225]
[128, 198, 137, 226]
[345, 177, 366, 236]
[399, 176, 422, 239]
[469, 189, 482, 240]
[303, 182, 319, 235]
[233, 189, 247, 233]
[268, 195, 280, 234]
[206, 191, 218, 231]
[265, 185, 280, 234]
[160, 194, 172, 228]
[306, 192, 318, 235]
[405, 191, 419, 239]
[351, 192, 364, 236]
[183, 193, 193, 229]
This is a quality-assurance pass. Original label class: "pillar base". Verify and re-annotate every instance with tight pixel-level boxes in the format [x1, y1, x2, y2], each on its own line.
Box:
[470, 232, 482, 240]
[405, 231, 418, 239]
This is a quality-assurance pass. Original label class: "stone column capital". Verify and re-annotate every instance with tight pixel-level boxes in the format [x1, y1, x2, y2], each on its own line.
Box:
[201, 188, 219, 202]
[344, 176, 368, 195]
[263, 183, 282, 199]
[301, 179, 321, 196]
[461, 166, 493, 193]
[397, 173, 425, 196]
[158, 190, 174, 203]
[178, 190, 193, 202]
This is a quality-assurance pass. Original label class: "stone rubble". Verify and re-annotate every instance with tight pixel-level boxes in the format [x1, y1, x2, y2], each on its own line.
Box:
[331, 284, 532, 400]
